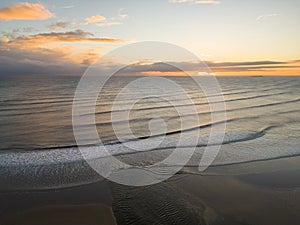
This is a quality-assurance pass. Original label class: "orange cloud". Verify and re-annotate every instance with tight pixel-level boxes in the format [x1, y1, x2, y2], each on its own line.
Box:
[0, 2, 54, 21]
[0, 45, 91, 75]
[96, 21, 123, 27]
[0, 38, 104, 75]
[0, 28, 127, 75]
[4, 30, 126, 48]
[85, 15, 106, 24]
[86, 10, 128, 27]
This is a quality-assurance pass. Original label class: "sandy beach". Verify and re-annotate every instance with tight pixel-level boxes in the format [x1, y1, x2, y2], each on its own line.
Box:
[1, 155, 300, 225]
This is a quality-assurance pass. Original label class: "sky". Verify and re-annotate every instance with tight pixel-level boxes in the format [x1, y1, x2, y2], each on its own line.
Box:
[0, 0, 300, 76]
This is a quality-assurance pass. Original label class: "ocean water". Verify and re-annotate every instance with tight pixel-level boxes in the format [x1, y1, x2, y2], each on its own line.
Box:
[0, 75, 299, 189]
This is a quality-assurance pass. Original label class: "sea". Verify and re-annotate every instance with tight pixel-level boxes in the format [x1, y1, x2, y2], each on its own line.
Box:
[0, 75, 299, 190]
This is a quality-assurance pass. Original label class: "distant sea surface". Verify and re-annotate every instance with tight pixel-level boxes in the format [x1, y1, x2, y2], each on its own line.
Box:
[0, 75, 299, 189]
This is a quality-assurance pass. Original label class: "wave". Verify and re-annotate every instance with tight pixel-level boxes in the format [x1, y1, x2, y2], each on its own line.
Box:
[86, 93, 292, 117]
[0, 95, 73, 104]
[81, 117, 255, 144]
[2, 82, 289, 108]
[78, 103, 298, 133]
[0, 127, 273, 191]
[1, 108, 66, 117]
[0, 89, 292, 117]
[0, 103, 71, 114]
[3, 113, 281, 151]
[0, 99, 74, 107]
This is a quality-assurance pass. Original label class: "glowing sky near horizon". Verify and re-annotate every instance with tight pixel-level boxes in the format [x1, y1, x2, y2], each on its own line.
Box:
[0, 0, 299, 76]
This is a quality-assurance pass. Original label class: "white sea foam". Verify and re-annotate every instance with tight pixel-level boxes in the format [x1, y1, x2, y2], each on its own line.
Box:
[2, 128, 299, 190]
[0, 130, 266, 167]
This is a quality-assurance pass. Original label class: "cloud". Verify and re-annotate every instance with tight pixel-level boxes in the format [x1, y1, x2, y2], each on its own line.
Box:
[189, 60, 296, 72]
[0, 39, 104, 76]
[169, 0, 220, 4]
[5, 30, 126, 48]
[0, 40, 299, 77]
[0, 27, 38, 40]
[85, 15, 106, 24]
[85, 9, 128, 27]
[206, 60, 287, 67]
[256, 13, 280, 21]
[49, 22, 69, 30]
[0, 2, 54, 21]
[0, 29, 127, 75]
[194, 0, 220, 4]
[22, 27, 38, 32]
[119, 8, 128, 19]
[61, 5, 75, 9]
[96, 21, 123, 27]
[102, 60, 300, 76]
[0, 44, 88, 75]
[0, 36, 9, 43]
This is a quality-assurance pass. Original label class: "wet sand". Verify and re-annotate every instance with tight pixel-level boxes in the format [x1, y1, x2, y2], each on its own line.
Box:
[0, 181, 116, 225]
[1, 156, 300, 225]
[171, 174, 300, 225]
[1, 204, 116, 225]
[111, 156, 300, 225]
